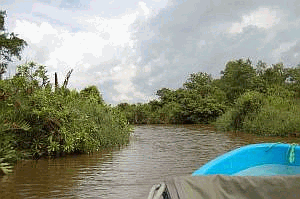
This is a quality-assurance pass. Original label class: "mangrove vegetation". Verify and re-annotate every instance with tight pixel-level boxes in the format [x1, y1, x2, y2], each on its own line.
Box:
[1, 9, 300, 176]
[116, 59, 300, 137]
[0, 11, 132, 175]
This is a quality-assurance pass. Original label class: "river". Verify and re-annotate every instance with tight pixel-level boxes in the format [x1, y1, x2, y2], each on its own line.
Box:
[0, 125, 299, 198]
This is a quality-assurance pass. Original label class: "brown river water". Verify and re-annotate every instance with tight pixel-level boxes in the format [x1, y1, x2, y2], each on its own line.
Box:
[1, 125, 300, 199]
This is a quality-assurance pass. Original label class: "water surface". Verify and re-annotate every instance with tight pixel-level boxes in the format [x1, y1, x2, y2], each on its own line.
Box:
[0, 125, 299, 198]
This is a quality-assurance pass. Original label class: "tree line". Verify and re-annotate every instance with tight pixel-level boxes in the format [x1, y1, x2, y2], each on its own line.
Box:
[1, 9, 300, 175]
[116, 58, 300, 137]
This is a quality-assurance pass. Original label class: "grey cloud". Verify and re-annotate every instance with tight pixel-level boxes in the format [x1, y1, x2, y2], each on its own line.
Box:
[86, 58, 122, 74]
[31, 7, 87, 33]
[81, 58, 122, 102]
[34, 46, 51, 64]
[281, 41, 300, 67]
[130, 0, 300, 98]
[4, 0, 300, 104]
[58, 0, 88, 9]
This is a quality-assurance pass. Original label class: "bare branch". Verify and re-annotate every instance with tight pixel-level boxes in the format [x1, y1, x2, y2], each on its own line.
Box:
[62, 69, 73, 89]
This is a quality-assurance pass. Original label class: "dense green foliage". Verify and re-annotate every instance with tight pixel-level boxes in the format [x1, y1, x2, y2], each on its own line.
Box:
[0, 62, 131, 175]
[117, 72, 228, 124]
[213, 60, 300, 136]
[0, 11, 131, 175]
[117, 59, 300, 139]
[1, 9, 300, 176]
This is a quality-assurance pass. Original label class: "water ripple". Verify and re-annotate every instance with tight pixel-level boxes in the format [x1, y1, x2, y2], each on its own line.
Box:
[1, 125, 300, 199]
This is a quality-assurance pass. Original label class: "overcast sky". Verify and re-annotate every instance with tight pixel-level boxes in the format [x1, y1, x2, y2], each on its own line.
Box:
[2, 0, 300, 104]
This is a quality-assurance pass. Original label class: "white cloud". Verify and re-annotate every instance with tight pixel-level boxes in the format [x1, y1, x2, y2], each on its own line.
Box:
[138, 2, 150, 17]
[109, 63, 146, 102]
[112, 66, 122, 72]
[13, 20, 58, 44]
[84, 15, 136, 47]
[228, 7, 281, 33]
[144, 64, 151, 73]
[7, 0, 300, 105]
[12, 6, 140, 72]
[9, 1, 155, 104]
[272, 40, 298, 61]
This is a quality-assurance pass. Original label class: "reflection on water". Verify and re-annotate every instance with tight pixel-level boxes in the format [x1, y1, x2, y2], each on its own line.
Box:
[0, 125, 299, 198]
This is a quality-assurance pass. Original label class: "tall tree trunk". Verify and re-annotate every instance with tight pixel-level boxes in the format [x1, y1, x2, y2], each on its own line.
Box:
[55, 72, 58, 92]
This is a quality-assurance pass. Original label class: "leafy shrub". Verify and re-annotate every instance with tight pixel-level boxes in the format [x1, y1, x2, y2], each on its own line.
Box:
[0, 63, 132, 175]
[266, 85, 296, 99]
[242, 96, 300, 136]
[214, 91, 265, 131]
[157, 101, 184, 124]
[215, 90, 300, 136]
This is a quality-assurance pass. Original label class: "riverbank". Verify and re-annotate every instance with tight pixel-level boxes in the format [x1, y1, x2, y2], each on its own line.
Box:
[116, 59, 300, 137]
[214, 92, 300, 137]
[117, 93, 300, 137]
[0, 63, 132, 175]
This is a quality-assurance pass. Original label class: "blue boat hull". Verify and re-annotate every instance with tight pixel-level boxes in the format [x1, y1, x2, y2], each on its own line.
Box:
[192, 143, 300, 176]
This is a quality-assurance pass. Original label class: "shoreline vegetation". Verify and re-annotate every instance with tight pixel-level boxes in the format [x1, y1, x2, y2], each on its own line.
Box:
[0, 10, 133, 175]
[1, 10, 300, 175]
[0, 62, 133, 175]
[116, 59, 300, 138]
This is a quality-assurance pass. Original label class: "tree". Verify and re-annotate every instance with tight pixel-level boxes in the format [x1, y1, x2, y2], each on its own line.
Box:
[255, 60, 267, 76]
[0, 10, 27, 80]
[148, 100, 162, 111]
[80, 85, 104, 105]
[15, 61, 50, 88]
[285, 66, 300, 98]
[156, 88, 176, 104]
[220, 58, 256, 102]
[183, 72, 213, 97]
[262, 62, 287, 86]
[156, 88, 171, 99]
[117, 102, 129, 111]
